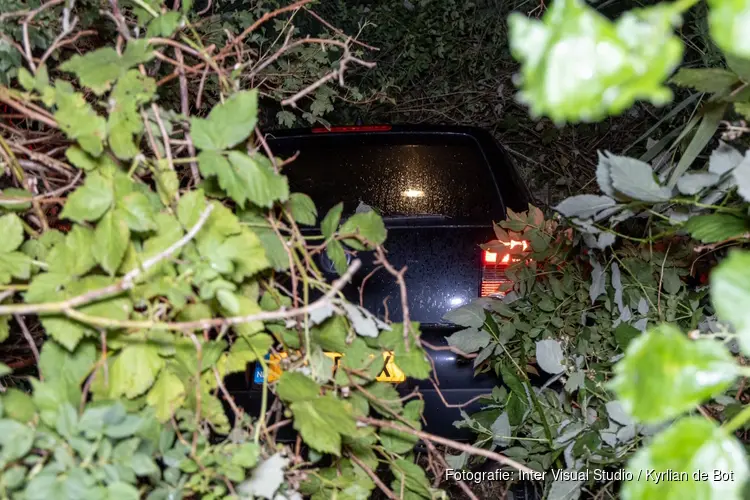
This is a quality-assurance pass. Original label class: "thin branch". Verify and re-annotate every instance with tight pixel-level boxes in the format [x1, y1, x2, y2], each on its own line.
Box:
[349, 454, 398, 500]
[375, 246, 411, 351]
[423, 439, 480, 500]
[304, 8, 379, 51]
[358, 417, 537, 475]
[14, 315, 40, 375]
[175, 47, 200, 185]
[0, 205, 215, 316]
[22, 0, 67, 72]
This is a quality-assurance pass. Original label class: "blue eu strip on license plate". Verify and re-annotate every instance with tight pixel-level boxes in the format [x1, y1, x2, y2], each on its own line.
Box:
[253, 354, 269, 384]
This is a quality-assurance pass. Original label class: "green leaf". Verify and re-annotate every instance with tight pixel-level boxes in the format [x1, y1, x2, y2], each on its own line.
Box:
[190, 90, 259, 150]
[276, 372, 320, 403]
[554, 194, 616, 219]
[60, 172, 113, 222]
[146, 370, 185, 422]
[685, 214, 748, 243]
[60, 40, 154, 95]
[107, 70, 157, 160]
[118, 193, 157, 232]
[712, 251, 750, 356]
[599, 151, 673, 202]
[199, 151, 289, 208]
[46, 226, 96, 276]
[65, 146, 102, 171]
[321, 203, 343, 239]
[153, 160, 180, 205]
[177, 189, 207, 229]
[0, 187, 32, 212]
[0, 419, 34, 462]
[325, 239, 348, 275]
[386, 323, 431, 380]
[0, 363, 10, 377]
[146, 12, 182, 37]
[536, 339, 565, 374]
[53, 86, 107, 156]
[0, 214, 24, 253]
[446, 327, 491, 353]
[290, 394, 357, 456]
[2, 389, 35, 423]
[286, 193, 317, 225]
[736, 102, 750, 120]
[93, 210, 130, 275]
[107, 482, 139, 500]
[110, 343, 165, 398]
[708, 0, 750, 59]
[669, 68, 740, 93]
[366, 382, 403, 417]
[442, 301, 486, 328]
[18, 67, 35, 91]
[390, 459, 432, 499]
[610, 324, 737, 424]
[380, 400, 423, 453]
[339, 211, 387, 250]
[222, 333, 273, 374]
[231, 442, 260, 468]
[623, 417, 748, 499]
[508, 0, 682, 124]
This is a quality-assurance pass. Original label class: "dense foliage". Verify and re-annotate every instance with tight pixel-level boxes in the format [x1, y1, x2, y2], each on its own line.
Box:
[4, 0, 750, 499]
[440, 0, 750, 497]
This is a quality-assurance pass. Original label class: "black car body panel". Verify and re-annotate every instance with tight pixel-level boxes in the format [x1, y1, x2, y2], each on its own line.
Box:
[230, 125, 530, 439]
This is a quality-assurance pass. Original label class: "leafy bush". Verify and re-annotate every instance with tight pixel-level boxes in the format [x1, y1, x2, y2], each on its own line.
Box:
[439, 0, 750, 497]
[0, 1, 499, 499]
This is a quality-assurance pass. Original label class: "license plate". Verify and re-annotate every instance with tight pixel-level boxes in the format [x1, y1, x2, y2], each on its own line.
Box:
[253, 351, 405, 384]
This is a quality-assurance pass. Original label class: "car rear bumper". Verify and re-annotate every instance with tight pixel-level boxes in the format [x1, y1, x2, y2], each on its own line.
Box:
[224, 329, 499, 440]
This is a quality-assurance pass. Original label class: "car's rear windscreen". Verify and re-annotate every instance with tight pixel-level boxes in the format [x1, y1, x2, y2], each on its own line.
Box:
[268, 133, 503, 221]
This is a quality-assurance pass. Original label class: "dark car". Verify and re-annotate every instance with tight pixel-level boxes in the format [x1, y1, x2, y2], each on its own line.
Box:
[225, 124, 531, 440]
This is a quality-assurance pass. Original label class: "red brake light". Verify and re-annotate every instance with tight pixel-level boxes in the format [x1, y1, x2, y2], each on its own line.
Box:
[481, 240, 529, 297]
[312, 125, 392, 134]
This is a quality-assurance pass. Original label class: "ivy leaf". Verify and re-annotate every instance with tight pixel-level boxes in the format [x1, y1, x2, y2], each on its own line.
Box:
[508, 0, 682, 124]
[446, 327, 491, 353]
[146, 369, 186, 422]
[0, 214, 24, 253]
[712, 251, 750, 356]
[110, 343, 165, 399]
[684, 214, 748, 243]
[286, 193, 317, 225]
[190, 90, 258, 151]
[59, 40, 154, 95]
[339, 211, 387, 250]
[93, 210, 131, 275]
[536, 339, 565, 374]
[623, 417, 748, 499]
[610, 324, 737, 423]
[60, 172, 113, 222]
[669, 68, 740, 93]
[290, 394, 357, 456]
[708, 0, 750, 59]
[276, 372, 320, 403]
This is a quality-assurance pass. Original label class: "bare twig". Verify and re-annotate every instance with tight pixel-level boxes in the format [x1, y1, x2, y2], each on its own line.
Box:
[175, 48, 200, 186]
[349, 454, 398, 500]
[359, 417, 537, 475]
[423, 439, 480, 500]
[22, 0, 66, 72]
[375, 246, 411, 351]
[304, 8, 379, 51]
[14, 315, 40, 374]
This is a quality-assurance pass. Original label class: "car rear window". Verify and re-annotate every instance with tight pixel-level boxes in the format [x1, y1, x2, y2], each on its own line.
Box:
[269, 133, 503, 221]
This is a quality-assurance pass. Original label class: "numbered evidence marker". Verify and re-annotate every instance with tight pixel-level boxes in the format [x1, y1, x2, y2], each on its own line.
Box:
[253, 350, 406, 384]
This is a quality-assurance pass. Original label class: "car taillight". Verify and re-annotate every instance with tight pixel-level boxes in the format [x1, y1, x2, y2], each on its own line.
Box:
[480, 240, 528, 297]
[311, 125, 392, 133]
